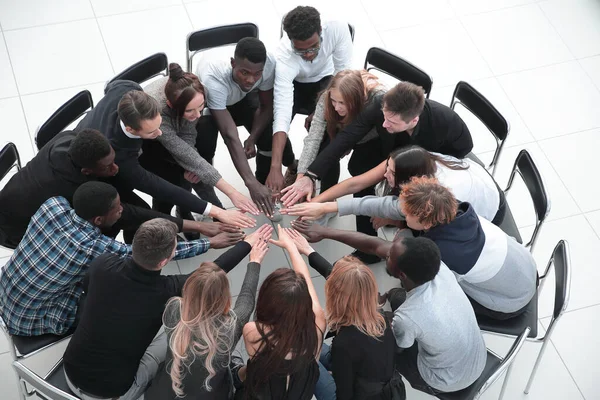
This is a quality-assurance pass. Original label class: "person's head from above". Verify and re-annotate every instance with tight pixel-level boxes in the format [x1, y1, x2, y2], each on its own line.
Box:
[118, 90, 162, 139]
[323, 70, 380, 138]
[283, 6, 322, 62]
[164, 63, 206, 122]
[73, 181, 123, 229]
[247, 267, 319, 395]
[166, 261, 234, 395]
[325, 256, 386, 339]
[132, 218, 179, 271]
[68, 129, 119, 178]
[400, 175, 458, 231]
[382, 82, 425, 134]
[231, 37, 267, 92]
[386, 236, 441, 288]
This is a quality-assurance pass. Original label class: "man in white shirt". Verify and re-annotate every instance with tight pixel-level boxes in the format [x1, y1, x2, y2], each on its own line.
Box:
[196, 38, 279, 215]
[266, 6, 353, 195]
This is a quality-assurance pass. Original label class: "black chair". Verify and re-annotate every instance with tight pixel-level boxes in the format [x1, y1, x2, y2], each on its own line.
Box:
[499, 150, 550, 251]
[477, 240, 571, 394]
[0, 142, 22, 249]
[434, 327, 530, 400]
[106, 52, 169, 87]
[364, 47, 432, 97]
[186, 23, 259, 72]
[34, 91, 94, 151]
[12, 360, 79, 400]
[451, 81, 509, 176]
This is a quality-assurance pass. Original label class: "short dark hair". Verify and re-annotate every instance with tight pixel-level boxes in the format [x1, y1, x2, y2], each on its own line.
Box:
[132, 219, 178, 269]
[234, 38, 267, 64]
[283, 6, 321, 41]
[68, 129, 112, 169]
[117, 90, 160, 131]
[383, 82, 425, 122]
[389, 237, 440, 285]
[73, 181, 118, 220]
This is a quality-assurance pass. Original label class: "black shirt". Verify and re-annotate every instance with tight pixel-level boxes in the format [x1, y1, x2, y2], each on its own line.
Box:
[75, 80, 210, 214]
[63, 241, 251, 397]
[0, 131, 183, 246]
[308, 95, 473, 178]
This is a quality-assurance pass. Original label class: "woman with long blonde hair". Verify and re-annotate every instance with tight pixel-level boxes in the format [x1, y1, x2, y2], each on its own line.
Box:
[146, 225, 272, 400]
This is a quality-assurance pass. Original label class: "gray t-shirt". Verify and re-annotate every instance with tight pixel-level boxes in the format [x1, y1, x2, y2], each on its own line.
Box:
[198, 53, 276, 110]
[393, 263, 487, 392]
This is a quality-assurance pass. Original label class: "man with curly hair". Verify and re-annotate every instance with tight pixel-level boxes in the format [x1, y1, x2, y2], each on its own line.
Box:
[266, 6, 353, 195]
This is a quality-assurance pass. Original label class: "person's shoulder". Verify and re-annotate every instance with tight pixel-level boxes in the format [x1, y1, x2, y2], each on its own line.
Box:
[264, 52, 277, 77]
[38, 196, 71, 216]
[144, 77, 168, 102]
[105, 80, 143, 97]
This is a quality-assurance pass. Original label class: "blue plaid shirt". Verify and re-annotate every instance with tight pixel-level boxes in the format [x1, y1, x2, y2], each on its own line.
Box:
[0, 197, 210, 336]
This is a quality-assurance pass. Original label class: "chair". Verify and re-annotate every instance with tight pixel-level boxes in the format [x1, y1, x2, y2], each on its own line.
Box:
[186, 23, 259, 72]
[451, 81, 509, 176]
[12, 360, 78, 400]
[1, 318, 74, 400]
[435, 327, 530, 400]
[499, 149, 550, 251]
[106, 52, 169, 87]
[476, 240, 571, 394]
[0, 142, 22, 249]
[34, 91, 94, 151]
[364, 47, 432, 97]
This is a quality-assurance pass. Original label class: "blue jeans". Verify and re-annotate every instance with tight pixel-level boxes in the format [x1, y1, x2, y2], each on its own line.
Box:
[314, 343, 336, 400]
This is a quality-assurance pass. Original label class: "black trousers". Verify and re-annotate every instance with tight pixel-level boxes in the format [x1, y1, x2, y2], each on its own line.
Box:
[195, 93, 295, 185]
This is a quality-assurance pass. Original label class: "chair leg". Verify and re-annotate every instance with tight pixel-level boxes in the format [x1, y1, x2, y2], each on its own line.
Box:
[498, 363, 514, 400]
[17, 377, 28, 400]
[525, 338, 550, 394]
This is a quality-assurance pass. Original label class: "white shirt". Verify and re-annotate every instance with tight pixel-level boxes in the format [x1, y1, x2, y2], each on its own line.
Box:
[273, 20, 353, 134]
[434, 153, 500, 221]
[198, 52, 276, 110]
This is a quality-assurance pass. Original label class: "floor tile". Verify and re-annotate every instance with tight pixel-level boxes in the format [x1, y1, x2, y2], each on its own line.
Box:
[538, 128, 600, 213]
[461, 4, 573, 75]
[0, 0, 94, 31]
[498, 61, 600, 140]
[90, 0, 182, 17]
[579, 55, 600, 90]
[478, 332, 584, 399]
[540, 304, 600, 400]
[0, 97, 36, 164]
[429, 77, 535, 160]
[160, 260, 180, 276]
[584, 210, 600, 238]
[449, 0, 537, 16]
[526, 215, 600, 318]
[0, 353, 20, 400]
[98, 5, 192, 74]
[3, 19, 113, 95]
[479, 142, 580, 228]
[360, 0, 455, 31]
[380, 19, 493, 87]
[539, 0, 600, 59]
[0, 34, 18, 99]
[20, 83, 105, 143]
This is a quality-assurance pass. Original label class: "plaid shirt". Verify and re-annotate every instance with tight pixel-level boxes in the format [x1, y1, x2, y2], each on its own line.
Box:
[0, 197, 210, 336]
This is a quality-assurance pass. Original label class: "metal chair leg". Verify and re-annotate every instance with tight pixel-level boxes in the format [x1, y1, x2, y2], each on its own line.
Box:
[498, 363, 514, 400]
[524, 338, 550, 394]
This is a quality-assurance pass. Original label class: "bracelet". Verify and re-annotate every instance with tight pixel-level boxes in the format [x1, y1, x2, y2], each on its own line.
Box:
[305, 171, 319, 184]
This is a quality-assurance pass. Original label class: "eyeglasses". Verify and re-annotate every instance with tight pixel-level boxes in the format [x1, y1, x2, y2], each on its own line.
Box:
[292, 35, 322, 56]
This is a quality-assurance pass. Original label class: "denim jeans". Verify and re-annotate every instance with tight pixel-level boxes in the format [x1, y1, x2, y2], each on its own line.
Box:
[314, 343, 336, 400]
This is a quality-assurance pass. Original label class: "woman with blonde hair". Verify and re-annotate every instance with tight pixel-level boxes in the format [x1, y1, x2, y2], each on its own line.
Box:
[145, 224, 273, 400]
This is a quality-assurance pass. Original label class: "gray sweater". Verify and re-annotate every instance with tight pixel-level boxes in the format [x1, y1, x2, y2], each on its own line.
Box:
[145, 77, 222, 186]
[337, 195, 404, 220]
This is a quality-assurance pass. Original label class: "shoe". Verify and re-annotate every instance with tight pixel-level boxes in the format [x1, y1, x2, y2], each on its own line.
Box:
[176, 207, 200, 241]
[283, 159, 299, 189]
[351, 250, 382, 265]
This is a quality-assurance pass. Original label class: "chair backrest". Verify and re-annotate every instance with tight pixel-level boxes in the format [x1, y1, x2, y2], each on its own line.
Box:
[186, 23, 259, 72]
[451, 81, 509, 176]
[0, 142, 21, 182]
[478, 326, 530, 396]
[364, 47, 432, 97]
[12, 361, 79, 400]
[35, 91, 94, 151]
[107, 52, 169, 87]
[545, 240, 571, 321]
[504, 150, 550, 251]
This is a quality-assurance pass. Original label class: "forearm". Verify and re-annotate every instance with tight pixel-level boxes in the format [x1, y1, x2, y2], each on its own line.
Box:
[312, 178, 363, 203]
[308, 251, 334, 279]
[337, 196, 403, 220]
[248, 106, 272, 142]
[215, 178, 244, 199]
[288, 247, 320, 304]
[213, 241, 252, 273]
[270, 131, 288, 168]
[320, 228, 391, 259]
[221, 129, 258, 185]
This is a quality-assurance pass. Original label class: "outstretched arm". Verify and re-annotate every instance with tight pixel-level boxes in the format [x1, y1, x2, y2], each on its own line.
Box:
[311, 160, 387, 203]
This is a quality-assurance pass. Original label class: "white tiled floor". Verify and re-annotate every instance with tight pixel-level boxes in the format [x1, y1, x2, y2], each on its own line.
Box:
[0, 0, 598, 399]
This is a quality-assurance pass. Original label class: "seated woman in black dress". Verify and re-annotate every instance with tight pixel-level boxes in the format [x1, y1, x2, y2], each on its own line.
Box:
[239, 225, 327, 400]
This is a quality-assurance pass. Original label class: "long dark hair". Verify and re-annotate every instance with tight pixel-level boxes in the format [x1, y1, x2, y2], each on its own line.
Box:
[164, 63, 205, 117]
[245, 268, 319, 397]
